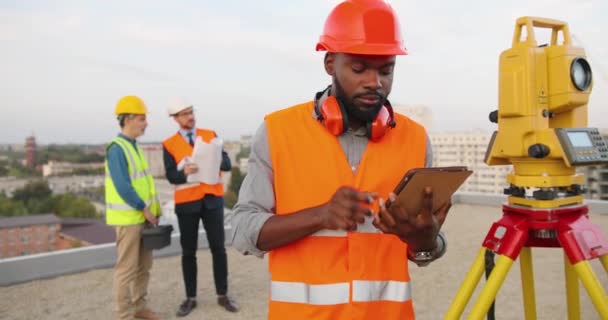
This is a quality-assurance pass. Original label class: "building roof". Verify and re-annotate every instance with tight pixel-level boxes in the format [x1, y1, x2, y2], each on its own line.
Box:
[60, 218, 105, 226]
[2, 202, 607, 319]
[0, 215, 114, 244]
[59, 218, 115, 244]
[0, 214, 60, 229]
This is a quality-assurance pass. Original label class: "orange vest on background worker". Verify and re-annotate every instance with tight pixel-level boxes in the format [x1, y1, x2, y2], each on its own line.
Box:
[162, 128, 224, 204]
[265, 102, 427, 320]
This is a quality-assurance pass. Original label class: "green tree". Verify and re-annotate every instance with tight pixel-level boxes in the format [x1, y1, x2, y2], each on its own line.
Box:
[7, 163, 36, 178]
[38, 145, 105, 164]
[0, 193, 27, 216]
[24, 197, 55, 214]
[53, 194, 97, 218]
[12, 180, 52, 203]
[229, 167, 245, 195]
[224, 190, 238, 209]
[236, 147, 251, 162]
[0, 179, 99, 218]
[224, 167, 246, 209]
[10, 180, 54, 214]
[79, 186, 104, 203]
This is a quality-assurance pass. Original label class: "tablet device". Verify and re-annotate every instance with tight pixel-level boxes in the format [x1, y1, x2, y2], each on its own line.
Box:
[390, 166, 473, 214]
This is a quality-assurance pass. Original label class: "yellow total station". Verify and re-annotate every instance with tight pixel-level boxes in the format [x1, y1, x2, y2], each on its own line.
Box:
[446, 17, 608, 320]
[484, 16, 600, 208]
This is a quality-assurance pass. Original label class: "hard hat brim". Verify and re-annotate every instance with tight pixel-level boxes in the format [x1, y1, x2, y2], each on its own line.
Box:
[316, 42, 408, 56]
[168, 105, 193, 117]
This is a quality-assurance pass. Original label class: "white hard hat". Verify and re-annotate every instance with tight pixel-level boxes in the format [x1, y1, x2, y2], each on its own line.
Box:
[167, 97, 192, 116]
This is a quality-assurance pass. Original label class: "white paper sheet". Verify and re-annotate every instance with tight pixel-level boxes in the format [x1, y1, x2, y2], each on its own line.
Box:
[181, 137, 223, 184]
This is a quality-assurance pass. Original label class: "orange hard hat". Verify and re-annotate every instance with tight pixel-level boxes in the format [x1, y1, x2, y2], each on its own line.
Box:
[316, 0, 407, 56]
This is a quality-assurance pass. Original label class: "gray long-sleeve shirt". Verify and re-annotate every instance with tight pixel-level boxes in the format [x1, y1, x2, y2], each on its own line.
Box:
[230, 119, 433, 258]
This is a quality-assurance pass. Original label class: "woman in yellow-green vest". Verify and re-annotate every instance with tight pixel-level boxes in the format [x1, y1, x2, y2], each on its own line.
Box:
[105, 95, 161, 320]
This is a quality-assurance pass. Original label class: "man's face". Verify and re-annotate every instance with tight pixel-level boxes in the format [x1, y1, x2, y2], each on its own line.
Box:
[173, 107, 196, 130]
[325, 53, 396, 123]
[125, 114, 148, 138]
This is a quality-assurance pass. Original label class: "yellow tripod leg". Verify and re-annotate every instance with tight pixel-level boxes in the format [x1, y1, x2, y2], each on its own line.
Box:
[519, 247, 537, 320]
[564, 254, 580, 320]
[600, 254, 608, 273]
[573, 260, 608, 318]
[467, 254, 514, 320]
[445, 248, 487, 320]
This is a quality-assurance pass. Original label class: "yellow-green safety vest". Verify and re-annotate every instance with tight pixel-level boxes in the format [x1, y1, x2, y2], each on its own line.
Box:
[105, 137, 160, 226]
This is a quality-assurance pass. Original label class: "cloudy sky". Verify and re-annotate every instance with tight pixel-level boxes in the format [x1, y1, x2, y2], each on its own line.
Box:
[0, 0, 606, 144]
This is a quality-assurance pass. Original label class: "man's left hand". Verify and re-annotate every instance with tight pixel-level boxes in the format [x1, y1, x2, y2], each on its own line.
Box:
[373, 187, 451, 251]
[143, 207, 159, 226]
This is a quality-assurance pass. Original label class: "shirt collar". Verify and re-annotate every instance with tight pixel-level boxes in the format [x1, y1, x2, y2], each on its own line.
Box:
[118, 133, 136, 144]
[179, 128, 196, 137]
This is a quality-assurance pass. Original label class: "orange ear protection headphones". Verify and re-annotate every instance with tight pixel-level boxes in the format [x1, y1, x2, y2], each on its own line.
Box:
[314, 86, 396, 141]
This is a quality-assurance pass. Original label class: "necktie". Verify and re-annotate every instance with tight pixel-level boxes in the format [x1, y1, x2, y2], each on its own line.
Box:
[186, 132, 194, 146]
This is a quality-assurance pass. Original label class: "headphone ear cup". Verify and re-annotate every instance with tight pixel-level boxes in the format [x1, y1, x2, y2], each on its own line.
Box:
[336, 97, 349, 132]
[319, 96, 347, 136]
[369, 106, 391, 141]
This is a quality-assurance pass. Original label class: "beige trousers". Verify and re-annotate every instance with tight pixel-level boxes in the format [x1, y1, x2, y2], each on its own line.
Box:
[113, 224, 153, 320]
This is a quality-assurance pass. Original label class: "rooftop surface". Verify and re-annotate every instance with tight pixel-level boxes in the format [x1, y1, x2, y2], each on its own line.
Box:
[0, 214, 60, 229]
[60, 222, 116, 244]
[1, 203, 607, 320]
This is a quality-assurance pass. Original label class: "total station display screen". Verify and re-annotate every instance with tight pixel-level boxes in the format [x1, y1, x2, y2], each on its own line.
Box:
[567, 131, 593, 147]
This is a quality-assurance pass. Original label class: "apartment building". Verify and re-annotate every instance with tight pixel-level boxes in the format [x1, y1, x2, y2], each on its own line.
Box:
[430, 131, 510, 194]
[393, 105, 433, 130]
[582, 133, 608, 200]
[42, 161, 104, 177]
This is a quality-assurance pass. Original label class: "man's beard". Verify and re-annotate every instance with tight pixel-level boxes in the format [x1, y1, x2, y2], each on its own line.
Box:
[334, 78, 386, 123]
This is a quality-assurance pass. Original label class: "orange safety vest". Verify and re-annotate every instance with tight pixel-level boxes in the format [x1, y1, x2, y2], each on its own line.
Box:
[162, 128, 224, 204]
[265, 102, 427, 320]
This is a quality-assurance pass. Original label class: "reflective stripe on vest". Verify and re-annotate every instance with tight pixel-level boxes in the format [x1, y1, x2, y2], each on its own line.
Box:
[106, 196, 160, 211]
[270, 281, 350, 305]
[265, 102, 426, 319]
[352, 280, 412, 302]
[270, 280, 412, 305]
[105, 137, 159, 226]
[162, 129, 224, 203]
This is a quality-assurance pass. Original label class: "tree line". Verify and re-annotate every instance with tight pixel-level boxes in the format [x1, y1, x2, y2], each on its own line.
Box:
[39, 145, 105, 164]
[0, 180, 98, 218]
[0, 144, 105, 178]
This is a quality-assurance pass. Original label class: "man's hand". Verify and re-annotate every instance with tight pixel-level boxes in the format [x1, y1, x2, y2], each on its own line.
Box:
[143, 207, 158, 226]
[317, 186, 377, 231]
[183, 163, 198, 176]
[373, 187, 451, 251]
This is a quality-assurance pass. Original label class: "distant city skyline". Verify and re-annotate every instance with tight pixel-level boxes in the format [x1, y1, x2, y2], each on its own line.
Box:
[1, 0, 607, 144]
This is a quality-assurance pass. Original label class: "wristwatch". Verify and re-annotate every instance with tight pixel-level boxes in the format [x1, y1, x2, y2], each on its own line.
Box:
[408, 232, 447, 266]
[410, 250, 436, 262]
[408, 247, 439, 267]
